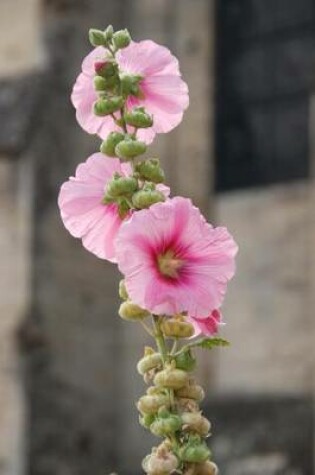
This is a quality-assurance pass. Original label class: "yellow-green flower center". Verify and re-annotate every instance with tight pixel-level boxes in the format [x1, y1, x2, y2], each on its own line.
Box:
[157, 250, 183, 279]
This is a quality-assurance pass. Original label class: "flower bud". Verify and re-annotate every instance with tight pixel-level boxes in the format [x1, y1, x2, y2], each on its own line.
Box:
[115, 139, 147, 159]
[137, 353, 162, 375]
[89, 28, 106, 47]
[144, 446, 179, 475]
[180, 440, 210, 464]
[94, 60, 117, 78]
[139, 413, 155, 429]
[119, 280, 128, 300]
[135, 158, 165, 184]
[150, 413, 182, 437]
[132, 189, 165, 209]
[103, 24, 114, 43]
[137, 394, 169, 415]
[105, 175, 138, 199]
[94, 96, 124, 116]
[124, 107, 153, 128]
[113, 29, 131, 49]
[154, 366, 189, 390]
[120, 73, 143, 97]
[161, 317, 195, 338]
[175, 350, 196, 372]
[177, 398, 200, 414]
[119, 301, 150, 321]
[100, 132, 125, 156]
[176, 383, 205, 402]
[196, 461, 218, 475]
[181, 412, 211, 437]
[94, 75, 107, 91]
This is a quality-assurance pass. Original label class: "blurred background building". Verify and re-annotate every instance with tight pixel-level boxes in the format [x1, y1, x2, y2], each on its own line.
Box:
[0, 0, 314, 474]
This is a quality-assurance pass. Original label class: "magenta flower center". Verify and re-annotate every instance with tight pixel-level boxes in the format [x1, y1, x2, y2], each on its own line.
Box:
[157, 250, 184, 279]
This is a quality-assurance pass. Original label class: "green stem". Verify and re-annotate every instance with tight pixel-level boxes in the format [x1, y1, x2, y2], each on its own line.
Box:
[152, 315, 168, 365]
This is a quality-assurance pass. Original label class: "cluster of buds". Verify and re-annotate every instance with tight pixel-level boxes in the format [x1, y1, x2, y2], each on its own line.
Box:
[132, 314, 218, 475]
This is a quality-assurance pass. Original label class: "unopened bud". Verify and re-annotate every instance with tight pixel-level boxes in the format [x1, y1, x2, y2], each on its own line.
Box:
[119, 280, 128, 300]
[137, 394, 169, 415]
[161, 317, 194, 338]
[103, 24, 114, 43]
[139, 413, 155, 429]
[150, 413, 182, 437]
[94, 75, 107, 91]
[196, 461, 218, 475]
[181, 412, 211, 437]
[105, 175, 138, 199]
[115, 139, 147, 159]
[132, 189, 165, 209]
[119, 301, 150, 321]
[175, 350, 196, 372]
[180, 441, 210, 464]
[135, 158, 165, 184]
[94, 60, 117, 78]
[144, 448, 178, 475]
[176, 382, 205, 402]
[137, 353, 162, 375]
[113, 29, 131, 49]
[124, 107, 153, 128]
[89, 28, 106, 47]
[100, 132, 125, 156]
[120, 73, 143, 97]
[154, 366, 188, 390]
[94, 96, 124, 116]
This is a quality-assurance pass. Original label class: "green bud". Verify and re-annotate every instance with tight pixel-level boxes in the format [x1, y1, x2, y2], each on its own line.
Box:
[119, 301, 150, 321]
[100, 132, 125, 156]
[119, 280, 129, 300]
[175, 349, 196, 372]
[103, 25, 114, 43]
[132, 189, 165, 209]
[137, 394, 169, 415]
[150, 414, 182, 437]
[124, 107, 153, 128]
[105, 175, 138, 199]
[94, 75, 107, 91]
[179, 440, 211, 464]
[161, 317, 195, 338]
[94, 96, 124, 116]
[154, 367, 189, 390]
[135, 158, 165, 184]
[137, 353, 162, 375]
[94, 60, 117, 78]
[117, 198, 131, 219]
[113, 29, 131, 49]
[139, 413, 155, 429]
[120, 73, 143, 97]
[115, 139, 147, 159]
[89, 28, 106, 47]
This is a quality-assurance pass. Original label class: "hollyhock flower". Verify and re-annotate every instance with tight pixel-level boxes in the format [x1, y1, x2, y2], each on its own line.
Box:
[188, 309, 224, 337]
[58, 153, 169, 262]
[58, 153, 131, 262]
[115, 197, 238, 317]
[71, 40, 189, 143]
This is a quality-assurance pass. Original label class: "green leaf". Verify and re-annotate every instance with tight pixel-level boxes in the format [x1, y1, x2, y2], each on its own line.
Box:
[194, 337, 230, 350]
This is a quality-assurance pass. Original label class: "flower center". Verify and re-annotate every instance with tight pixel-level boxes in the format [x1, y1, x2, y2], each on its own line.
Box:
[157, 250, 183, 279]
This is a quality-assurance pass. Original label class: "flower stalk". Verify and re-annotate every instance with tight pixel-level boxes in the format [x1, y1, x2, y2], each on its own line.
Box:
[58, 24, 238, 475]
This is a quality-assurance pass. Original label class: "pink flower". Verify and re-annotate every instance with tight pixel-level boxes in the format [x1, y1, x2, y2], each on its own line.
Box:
[188, 310, 224, 337]
[58, 153, 132, 262]
[71, 40, 189, 143]
[115, 197, 238, 317]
